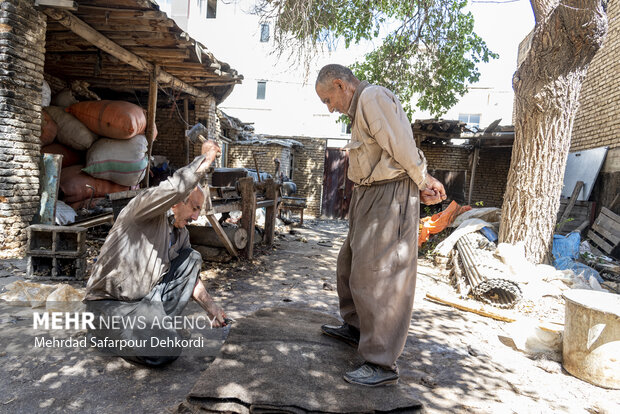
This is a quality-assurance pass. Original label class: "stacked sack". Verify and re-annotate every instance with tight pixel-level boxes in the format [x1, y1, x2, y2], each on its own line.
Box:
[40, 85, 156, 211]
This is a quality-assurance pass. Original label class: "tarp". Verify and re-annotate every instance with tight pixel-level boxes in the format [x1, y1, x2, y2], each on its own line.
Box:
[419, 201, 471, 247]
[179, 307, 422, 414]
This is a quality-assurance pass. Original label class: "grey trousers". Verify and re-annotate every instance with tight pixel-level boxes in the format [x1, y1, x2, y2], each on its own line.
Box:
[86, 248, 201, 366]
[337, 177, 419, 368]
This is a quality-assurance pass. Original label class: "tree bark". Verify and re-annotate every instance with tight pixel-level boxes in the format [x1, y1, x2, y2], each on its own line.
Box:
[499, 0, 607, 263]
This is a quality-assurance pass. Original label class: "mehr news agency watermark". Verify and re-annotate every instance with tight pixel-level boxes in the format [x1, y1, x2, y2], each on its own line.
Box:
[31, 311, 218, 350]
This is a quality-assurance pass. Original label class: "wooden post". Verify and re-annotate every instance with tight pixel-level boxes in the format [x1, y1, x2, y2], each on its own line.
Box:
[239, 177, 256, 258]
[557, 181, 584, 233]
[264, 178, 278, 246]
[143, 66, 158, 187]
[467, 145, 480, 206]
[184, 97, 190, 165]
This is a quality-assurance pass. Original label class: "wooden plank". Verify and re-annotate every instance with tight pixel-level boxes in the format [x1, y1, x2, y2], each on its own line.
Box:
[467, 146, 479, 205]
[70, 213, 114, 228]
[239, 177, 256, 259]
[35, 0, 78, 10]
[211, 201, 242, 214]
[595, 213, 620, 237]
[600, 207, 620, 225]
[587, 229, 614, 254]
[592, 224, 620, 245]
[425, 293, 516, 323]
[74, 5, 168, 19]
[42, 8, 208, 97]
[76, 0, 152, 10]
[264, 179, 278, 246]
[557, 181, 584, 232]
[205, 215, 238, 258]
[143, 65, 158, 187]
[256, 200, 275, 208]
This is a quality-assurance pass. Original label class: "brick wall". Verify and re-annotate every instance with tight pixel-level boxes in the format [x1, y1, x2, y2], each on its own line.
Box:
[571, 0, 620, 152]
[471, 147, 512, 207]
[227, 144, 289, 177]
[570, 1, 619, 213]
[0, 0, 46, 258]
[151, 94, 225, 173]
[292, 137, 326, 217]
[191, 94, 221, 163]
[420, 143, 512, 208]
[151, 105, 193, 168]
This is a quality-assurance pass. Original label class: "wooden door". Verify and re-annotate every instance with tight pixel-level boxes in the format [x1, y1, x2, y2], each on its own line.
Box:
[322, 149, 354, 219]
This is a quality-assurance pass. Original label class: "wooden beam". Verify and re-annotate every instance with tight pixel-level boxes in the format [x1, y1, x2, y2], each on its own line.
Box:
[36, 0, 77, 11]
[264, 179, 278, 246]
[205, 215, 239, 258]
[557, 181, 584, 233]
[184, 97, 190, 164]
[467, 146, 480, 205]
[239, 177, 256, 259]
[42, 7, 207, 97]
[143, 66, 158, 187]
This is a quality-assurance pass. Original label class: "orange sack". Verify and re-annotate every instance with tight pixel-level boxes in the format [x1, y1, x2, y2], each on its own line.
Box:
[40, 110, 57, 145]
[66, 100, 147, 139]
[60, 165, 128, 203]
[418, 201, 472, 247]
[41, 143, 84, 168]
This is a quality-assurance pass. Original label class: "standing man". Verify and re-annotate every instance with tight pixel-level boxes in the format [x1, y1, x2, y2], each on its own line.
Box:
[315, 64, 446, 386]
[84, 140, 227, 366]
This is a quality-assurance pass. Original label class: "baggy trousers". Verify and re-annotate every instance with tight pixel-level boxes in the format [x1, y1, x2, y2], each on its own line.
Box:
[86, 248, 201, 366]
[337, 177, 419, 368]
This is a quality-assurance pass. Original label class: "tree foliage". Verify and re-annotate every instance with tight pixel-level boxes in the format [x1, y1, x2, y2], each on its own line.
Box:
[253, 0, 497, 117]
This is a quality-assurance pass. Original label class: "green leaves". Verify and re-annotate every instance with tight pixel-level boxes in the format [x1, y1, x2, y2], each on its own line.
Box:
[256, 0, 497, 117]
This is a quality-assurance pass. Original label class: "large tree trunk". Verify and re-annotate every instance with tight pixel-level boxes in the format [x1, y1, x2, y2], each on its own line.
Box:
[499, 0, 607, 263]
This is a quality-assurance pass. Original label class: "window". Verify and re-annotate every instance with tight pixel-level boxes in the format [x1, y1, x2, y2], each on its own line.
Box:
[458, 113, 481, 129]
[256, 81, 266, 100]
[340, 121, 351, 135]
[206, 0, 217, 18]
[260, 23, 270, 42]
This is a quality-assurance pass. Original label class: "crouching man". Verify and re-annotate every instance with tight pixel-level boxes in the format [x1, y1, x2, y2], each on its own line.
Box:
[84, 140, 227, 366]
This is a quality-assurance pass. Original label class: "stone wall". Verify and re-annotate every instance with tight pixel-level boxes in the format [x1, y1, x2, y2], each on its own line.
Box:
[292, 137, 326, 218]
[420, 143, 512, 208]
[0, 0, 46, 258]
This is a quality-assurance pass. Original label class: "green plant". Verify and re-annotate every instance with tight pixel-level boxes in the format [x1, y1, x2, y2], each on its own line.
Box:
[555, 217, 574, 230]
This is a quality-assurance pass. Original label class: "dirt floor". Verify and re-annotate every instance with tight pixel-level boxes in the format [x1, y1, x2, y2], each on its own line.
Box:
[1, 219, 619, 413]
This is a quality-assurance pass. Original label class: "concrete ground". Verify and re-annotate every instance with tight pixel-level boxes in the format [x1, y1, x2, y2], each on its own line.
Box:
[0, 219, 619, 413]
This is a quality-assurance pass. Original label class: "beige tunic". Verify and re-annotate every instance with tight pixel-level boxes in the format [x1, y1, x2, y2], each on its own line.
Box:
[85, 155, 206, 301]
[345, 81, 428, 189]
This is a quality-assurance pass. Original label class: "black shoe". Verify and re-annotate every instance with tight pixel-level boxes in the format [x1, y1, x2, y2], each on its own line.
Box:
[344, 362, 399, 387]
[321, 322, 360, 347]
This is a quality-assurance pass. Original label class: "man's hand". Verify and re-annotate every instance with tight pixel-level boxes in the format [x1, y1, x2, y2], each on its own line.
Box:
[206, 302, 227, 328]
[420, 174, 447, 205]
[201, 140, 221, 164]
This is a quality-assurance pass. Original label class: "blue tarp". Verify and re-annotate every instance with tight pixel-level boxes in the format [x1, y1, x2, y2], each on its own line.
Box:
[552, 233, 603, 283]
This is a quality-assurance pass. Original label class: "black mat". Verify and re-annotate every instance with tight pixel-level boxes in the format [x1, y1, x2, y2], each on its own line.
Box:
[178, 307, 422, 413]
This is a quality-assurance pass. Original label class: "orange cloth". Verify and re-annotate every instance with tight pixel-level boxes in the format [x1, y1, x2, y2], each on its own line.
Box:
[418, 201, 472, 247]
